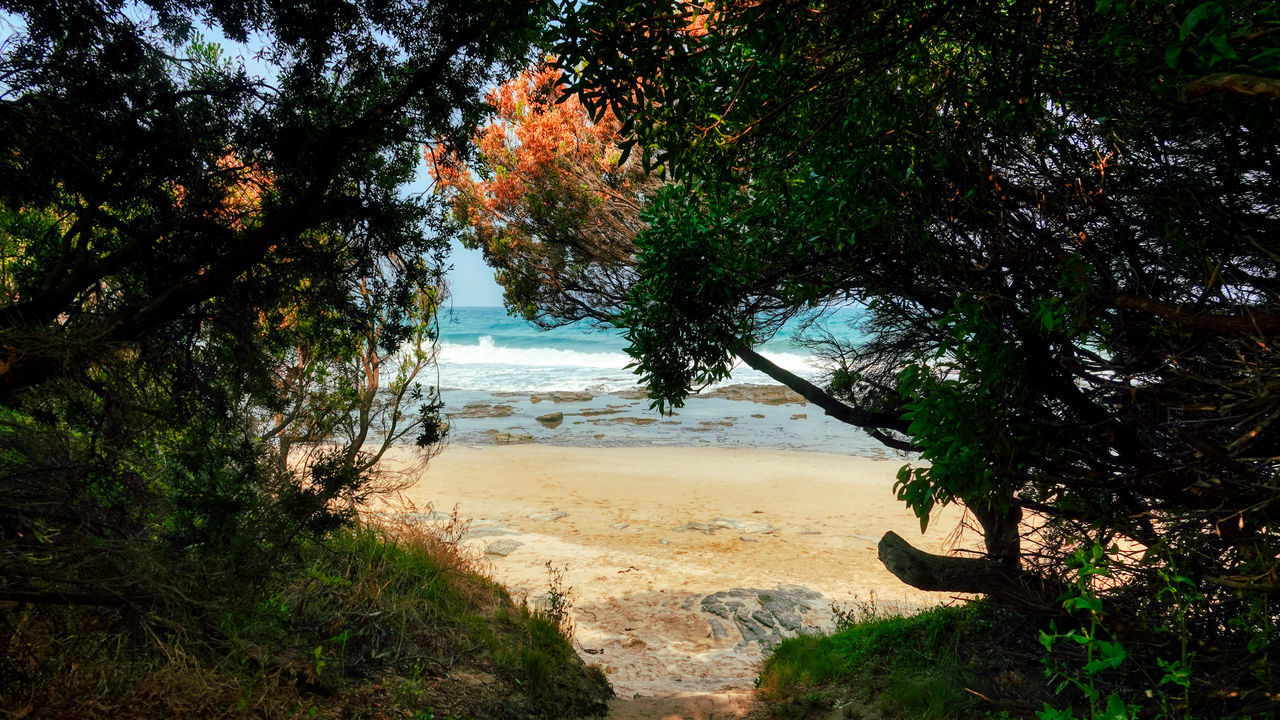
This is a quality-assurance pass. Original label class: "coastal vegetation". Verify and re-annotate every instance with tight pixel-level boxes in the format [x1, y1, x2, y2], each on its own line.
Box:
[4, 0, 1279, 716]
[441, 0, 1280, 716]
[0, 0, 608, 716]
[758, 600, 1044, 719]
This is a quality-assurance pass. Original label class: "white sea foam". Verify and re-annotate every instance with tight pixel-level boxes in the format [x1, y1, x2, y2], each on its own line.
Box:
[436, 335, 824, 392]
[439, 335, 628, 369]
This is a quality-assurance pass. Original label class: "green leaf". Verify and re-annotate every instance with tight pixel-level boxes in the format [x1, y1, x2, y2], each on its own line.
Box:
[1180, 3, 1215, 41]
[1065, 595, 1103, 613]
[1101, 693, 1131, 720]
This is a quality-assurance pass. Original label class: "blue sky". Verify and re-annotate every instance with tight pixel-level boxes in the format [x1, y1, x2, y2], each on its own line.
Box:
[447, 240, 505, 307]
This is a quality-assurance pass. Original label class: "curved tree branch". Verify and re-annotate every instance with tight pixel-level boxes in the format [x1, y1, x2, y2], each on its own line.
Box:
[732, 342, 918, 450]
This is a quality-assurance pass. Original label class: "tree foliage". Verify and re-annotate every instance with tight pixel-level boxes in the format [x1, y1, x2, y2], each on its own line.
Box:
[431, 59, 659, 325]
[0, 0, 546, 673]
[493, 0, 1279, 712]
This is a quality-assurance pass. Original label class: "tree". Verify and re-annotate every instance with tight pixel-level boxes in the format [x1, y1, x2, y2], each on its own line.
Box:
[259, 263, 447, 489]
[444, 1, 1280, 712]
[0, 0, 545, 615]
[431, 60, 659, 325]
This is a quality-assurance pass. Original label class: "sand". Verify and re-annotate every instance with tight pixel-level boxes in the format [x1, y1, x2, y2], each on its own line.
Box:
[381, 444, 969, 719]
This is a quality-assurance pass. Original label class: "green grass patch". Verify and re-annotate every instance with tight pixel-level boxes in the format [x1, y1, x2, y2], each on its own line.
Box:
[758, 601, 1044, 720]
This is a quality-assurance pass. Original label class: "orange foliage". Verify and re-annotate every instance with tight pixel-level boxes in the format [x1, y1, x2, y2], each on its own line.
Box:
[428, 59, 656, 319]
[429, 61, 632, 241]
[172, 152, 273, 232]
[210, 152, 271, 229]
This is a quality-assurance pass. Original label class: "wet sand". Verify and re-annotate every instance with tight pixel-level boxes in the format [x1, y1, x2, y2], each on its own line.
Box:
[379, 445, 969, 718]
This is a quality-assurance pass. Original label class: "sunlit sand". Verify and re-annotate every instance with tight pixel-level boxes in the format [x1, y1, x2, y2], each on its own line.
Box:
[380, 444, 966, 716]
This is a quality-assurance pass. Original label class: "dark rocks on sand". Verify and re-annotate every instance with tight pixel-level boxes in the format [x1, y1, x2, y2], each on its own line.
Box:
[672, 517, 776, 535]
[700, 585, 826, 650]
[528, 510, 568, 522]
[492, 431, 534, 444]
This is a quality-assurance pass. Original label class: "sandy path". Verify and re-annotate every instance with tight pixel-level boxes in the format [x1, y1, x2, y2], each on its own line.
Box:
[383, 445, 968, 718]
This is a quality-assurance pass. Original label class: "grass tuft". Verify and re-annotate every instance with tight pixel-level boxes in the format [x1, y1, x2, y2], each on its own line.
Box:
[758, 599, 1044, 720]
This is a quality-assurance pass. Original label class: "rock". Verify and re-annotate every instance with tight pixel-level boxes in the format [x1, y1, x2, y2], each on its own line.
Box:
[751, 413, 765, 419]
[799, 527, 822, 535]
[462, 525, 516, 540]
[620, 635, 646, 648]
[740, 535, 759, 542]
[658, 538, 670, 545]
[535, 411, 564, 428]
[673, 517, 776, 535]
[610, 522, 630, 529]
[448, 403, 516, 418]
[601, 416, 657, 425]
[699, 383, 808, 405]
[717, 517, 775, 534]
[707, 618, 729, 640]
[580, 408, 623, 417]
[529, 390, 594, 404]
[673, 521, 716, 535]
[528, 510, 568, 522]
[484, 539, 522, 557]
[493, 432, 534, 444]
[791, 413, 807, 420]
[699, 585, 827, 650]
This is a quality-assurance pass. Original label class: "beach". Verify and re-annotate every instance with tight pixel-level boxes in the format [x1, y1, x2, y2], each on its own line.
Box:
[382, 443, 968, 718]
[377, 308, 967, 717]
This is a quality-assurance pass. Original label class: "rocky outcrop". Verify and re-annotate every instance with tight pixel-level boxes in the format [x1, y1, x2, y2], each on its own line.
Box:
[700, 384, 807, 405]
[535, 411, 564, 428]
[448, 403, 516, 418]
[697, 585, 827, 650]
[529, 391, 594, 403]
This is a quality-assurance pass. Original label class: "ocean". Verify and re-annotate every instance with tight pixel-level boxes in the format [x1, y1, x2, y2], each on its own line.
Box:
[431, 306, 893, 457]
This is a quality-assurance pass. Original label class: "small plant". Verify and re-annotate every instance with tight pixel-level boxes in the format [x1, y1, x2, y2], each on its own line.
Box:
[1037, 544, 1136, 720]
[540, 561, 574, 636]
[831, 591, 882, 632]
[1036, 543, 1205, 720]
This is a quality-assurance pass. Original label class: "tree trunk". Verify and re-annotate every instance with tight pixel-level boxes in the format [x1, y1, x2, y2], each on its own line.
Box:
[970, 501, 1023, 568]
[877, 531, 1062, 614]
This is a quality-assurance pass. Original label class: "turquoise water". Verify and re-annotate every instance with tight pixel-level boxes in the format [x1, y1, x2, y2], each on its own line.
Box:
[435, 306, 865, 392]
[431, 307, 892, 457]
